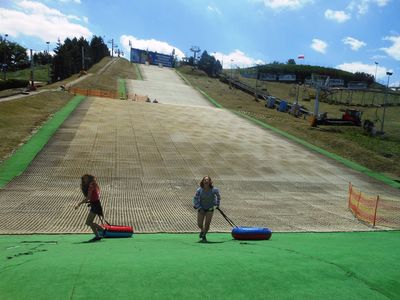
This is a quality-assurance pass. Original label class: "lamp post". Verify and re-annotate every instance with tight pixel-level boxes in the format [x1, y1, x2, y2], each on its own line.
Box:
[108, 39, 117, 57]
[380, 71, 393, 133]
[254, 64, 260, 101]
[3, 33, 8, 80]
[374, 62, 378, 83]
[46, 41, 50, 83]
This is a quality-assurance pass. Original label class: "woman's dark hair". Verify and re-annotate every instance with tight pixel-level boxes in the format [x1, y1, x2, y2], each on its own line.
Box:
[200, 176, 213, 189]
[81, 174, 95, 197]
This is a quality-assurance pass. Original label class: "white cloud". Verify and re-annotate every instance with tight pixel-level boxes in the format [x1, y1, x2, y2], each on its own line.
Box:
[310, 39, 327, 54]
[120, 35, 185, 59]
[381, 36, 400, 60]
[59, 0, 81, 3]
[119, 37, 263, 68]
[67, 14, 81, 21]
[82, 16, 89, 24]
[0, 1, 92, 42]
[342, 37, 366, 51]
[207, 5, 222, 15]
[212, 50, 264, 68]
[370, 54, 387, 60]
[324, 9, 351, 23]
[336, 62, 391, 80]
[347, 0, 390, 16]
[374, 0, 390, 7]
[261, 0, 313, 10]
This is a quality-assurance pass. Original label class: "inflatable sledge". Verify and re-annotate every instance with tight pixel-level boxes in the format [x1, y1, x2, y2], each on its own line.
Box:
[231, 227, 272, 240]
[100, 224, 133, 238]
[216, 208, 272, 241]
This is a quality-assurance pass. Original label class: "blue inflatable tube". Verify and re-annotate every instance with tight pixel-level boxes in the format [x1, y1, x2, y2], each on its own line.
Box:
[231, 227, 272, 240]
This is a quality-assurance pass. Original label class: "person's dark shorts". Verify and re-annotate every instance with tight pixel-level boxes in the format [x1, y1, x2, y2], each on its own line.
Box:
[90, 202, 103, 216]
[198, 207, 214, 213]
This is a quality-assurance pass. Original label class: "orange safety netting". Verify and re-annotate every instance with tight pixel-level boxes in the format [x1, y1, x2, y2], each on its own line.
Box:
[69, 88, 123, 99]
[69, 88, 152, 102]
[348, 182, 400, 228]
[375, 198, 400, 228]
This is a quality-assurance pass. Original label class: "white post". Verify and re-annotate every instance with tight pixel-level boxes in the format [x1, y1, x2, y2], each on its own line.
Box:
[381, 72, 392, 133]
[30, 49, 34, 87]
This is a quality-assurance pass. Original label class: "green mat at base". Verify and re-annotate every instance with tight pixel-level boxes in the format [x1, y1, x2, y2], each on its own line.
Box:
[1, 232, 399, 299]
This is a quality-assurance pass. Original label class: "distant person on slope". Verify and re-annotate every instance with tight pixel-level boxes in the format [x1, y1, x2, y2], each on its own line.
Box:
[75, 174, 104, 242]
[193, 176, 221, 242]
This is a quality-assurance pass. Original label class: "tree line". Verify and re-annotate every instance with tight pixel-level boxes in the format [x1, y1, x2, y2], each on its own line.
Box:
[52, 36, 109, 82]
[0, 35, 29, 71]
[185, 50, 222, 77]
[0, 35, 109, 82]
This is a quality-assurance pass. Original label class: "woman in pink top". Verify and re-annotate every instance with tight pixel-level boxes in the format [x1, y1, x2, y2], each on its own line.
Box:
[75, 174, 104, 242]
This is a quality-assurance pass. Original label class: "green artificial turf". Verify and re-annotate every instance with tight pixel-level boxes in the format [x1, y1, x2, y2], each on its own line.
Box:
[1, 232, 399, 299]
[118, 78, 126, 99]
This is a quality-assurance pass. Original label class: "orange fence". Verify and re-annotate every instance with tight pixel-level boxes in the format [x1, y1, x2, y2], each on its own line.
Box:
[348, 182, 400, 228]
[69, 88, 153, 103]
[69, 88, 124, 99]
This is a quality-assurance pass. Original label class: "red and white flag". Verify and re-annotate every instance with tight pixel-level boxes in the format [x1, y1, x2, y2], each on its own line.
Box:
[298, 55, 305, 59]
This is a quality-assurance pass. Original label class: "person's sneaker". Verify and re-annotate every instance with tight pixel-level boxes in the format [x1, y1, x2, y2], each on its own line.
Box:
[199, 232, 204, 239]
[201, 235, 207, 243]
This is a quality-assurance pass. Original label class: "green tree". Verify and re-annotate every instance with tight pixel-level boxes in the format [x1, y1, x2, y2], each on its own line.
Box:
[0, 35, 29, 71]
[198, 51, 222, 77]
[52, 36, 109, 81]
[90, 36, 109, 64]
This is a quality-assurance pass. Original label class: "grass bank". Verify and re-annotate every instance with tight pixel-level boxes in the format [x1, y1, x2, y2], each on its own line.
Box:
[6, 64, 50, 82]
[0, 91, 73, 163]
[73, 57, 137, 91]
[0, 95, 85, 188]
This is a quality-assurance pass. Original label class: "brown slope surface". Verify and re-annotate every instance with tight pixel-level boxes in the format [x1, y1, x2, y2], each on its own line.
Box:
[0, 95, 398, 234]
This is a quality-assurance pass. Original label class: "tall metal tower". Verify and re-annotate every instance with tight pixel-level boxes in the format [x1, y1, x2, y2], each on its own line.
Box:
[190, 46, 201, 65]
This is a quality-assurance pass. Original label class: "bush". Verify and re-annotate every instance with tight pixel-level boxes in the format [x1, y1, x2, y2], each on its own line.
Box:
[0, 79, 29, 91]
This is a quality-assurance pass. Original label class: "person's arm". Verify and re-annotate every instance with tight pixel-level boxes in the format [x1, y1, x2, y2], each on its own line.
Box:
[74, 197, 89, 209]
[214, 188, 221, 208]
[193, 188, 201, 209]
[75, 183, 91, 209]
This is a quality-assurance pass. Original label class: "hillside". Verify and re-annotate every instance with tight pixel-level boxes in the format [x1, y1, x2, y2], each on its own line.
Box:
[177, 65, 400, 180]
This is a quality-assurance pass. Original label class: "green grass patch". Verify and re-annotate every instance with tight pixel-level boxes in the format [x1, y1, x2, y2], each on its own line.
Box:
[1, 232, 399, 299]
[6, 64, 50, 83]
[118, 78, 126, 99]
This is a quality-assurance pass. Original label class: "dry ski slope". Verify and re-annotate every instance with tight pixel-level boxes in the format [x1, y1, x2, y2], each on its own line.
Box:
[0, 64, 398, 234]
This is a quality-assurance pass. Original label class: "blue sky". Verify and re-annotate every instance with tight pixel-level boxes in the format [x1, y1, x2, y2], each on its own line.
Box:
[1, 0, 399, 86]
